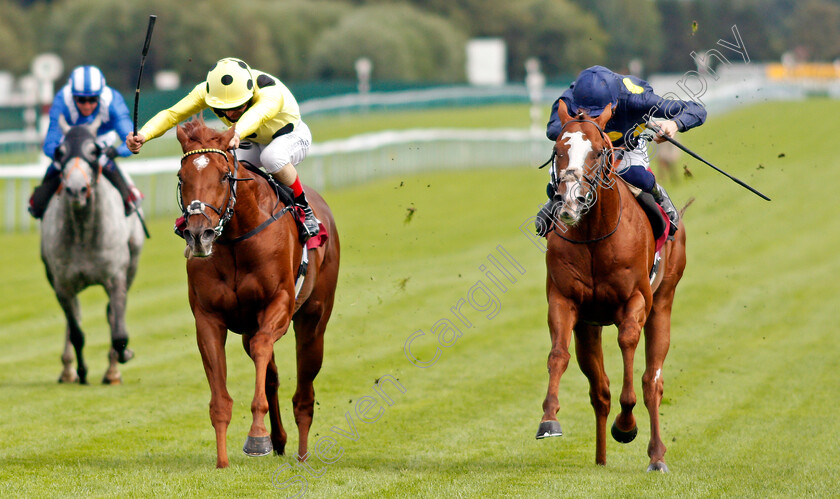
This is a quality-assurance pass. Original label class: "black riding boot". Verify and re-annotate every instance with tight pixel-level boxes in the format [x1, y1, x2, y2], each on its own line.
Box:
[651, 183, 679, 236]
[535, 199, 557, 237]
[101, 167, 135, 216]
[28, 171, 62, 219]
[294, 191, 322, 241]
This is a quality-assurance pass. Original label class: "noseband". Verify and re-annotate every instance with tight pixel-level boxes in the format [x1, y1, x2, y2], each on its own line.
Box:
[178, 148, 252, 237]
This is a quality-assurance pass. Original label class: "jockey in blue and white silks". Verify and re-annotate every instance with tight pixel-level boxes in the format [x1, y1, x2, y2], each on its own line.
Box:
[538, 65, 707, 237]
[29, 65, 142, 219]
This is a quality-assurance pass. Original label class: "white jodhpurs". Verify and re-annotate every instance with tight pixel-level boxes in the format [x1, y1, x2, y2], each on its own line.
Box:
[235, 119, 312, 173]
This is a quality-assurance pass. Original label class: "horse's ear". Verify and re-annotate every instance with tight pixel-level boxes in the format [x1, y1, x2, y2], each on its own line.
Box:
[595, 104, 613, 129]
[557, 99, 572, 124]
[176, 125, 190, 152]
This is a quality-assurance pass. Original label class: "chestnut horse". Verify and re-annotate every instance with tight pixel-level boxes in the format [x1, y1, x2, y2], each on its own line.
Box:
[175, 119, 339, 468]
[536, 101, 687, 472]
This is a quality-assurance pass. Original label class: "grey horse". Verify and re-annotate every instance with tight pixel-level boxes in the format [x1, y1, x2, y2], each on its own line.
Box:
[40, 116, 144, 384]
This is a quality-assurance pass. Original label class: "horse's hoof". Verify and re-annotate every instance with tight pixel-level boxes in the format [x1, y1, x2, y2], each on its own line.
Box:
[611, 421, 638, 443]
[58, 373, 79, 384]
[647, 461, 670, 473]
[102, 375, 122, 385]
[243, 436, 273, 456]
[535, 420, 563, 439]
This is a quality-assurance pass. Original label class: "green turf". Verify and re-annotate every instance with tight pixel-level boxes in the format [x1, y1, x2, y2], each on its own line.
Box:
[0, 99, 838, 497]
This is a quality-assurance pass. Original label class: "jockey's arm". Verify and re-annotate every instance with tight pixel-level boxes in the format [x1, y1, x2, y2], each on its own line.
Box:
[108, 90, 135, 157]
[42, 93, 67, 160]
[131, 82, 207, 150]
[633, 91, 707, 135]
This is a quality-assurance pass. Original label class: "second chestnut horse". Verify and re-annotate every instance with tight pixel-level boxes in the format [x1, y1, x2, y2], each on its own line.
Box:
[536, 101, 687, 472]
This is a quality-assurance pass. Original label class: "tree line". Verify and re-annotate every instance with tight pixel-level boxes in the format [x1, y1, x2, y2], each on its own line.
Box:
[1, 0, 838, 92]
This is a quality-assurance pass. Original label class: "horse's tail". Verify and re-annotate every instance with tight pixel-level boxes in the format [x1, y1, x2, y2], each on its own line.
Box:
[679, 197, 695, 218]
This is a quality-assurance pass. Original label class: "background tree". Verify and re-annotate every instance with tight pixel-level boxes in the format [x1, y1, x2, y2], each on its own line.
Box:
[572, 0, 663, 74]
[789, 0, 840, 61]
[501, 0, 607, 80]
[0, 0, 36, 75]
[307, 4, 465, 81]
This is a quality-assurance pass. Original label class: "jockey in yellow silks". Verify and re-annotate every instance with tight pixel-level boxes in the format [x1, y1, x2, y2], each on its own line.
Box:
[127, 57, 320, 239]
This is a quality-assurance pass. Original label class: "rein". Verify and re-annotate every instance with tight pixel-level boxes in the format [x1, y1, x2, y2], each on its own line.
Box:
[178, 147, 292, 243]
[549, 117, 623, 244]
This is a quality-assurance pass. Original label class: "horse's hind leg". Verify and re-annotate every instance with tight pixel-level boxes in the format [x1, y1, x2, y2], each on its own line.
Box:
[291, 313, 328, 462]
[243, 337, 287, 456]
[642, 299, 672, 473]
[573, 323, 611, 465]
[612, 290, 649, 444]
[57, 294, 87, 385]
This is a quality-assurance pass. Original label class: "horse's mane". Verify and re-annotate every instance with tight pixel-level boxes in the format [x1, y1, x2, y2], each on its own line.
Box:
[180, 115, 224, 143]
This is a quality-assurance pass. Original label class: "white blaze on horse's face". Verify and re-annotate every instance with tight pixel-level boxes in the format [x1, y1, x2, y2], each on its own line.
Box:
[557, 131, 593, 225]
[62, 158, 93, 208]
[193, 155, 210, 171]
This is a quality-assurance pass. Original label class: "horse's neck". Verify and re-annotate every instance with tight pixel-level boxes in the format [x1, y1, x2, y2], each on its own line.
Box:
[226, 171, 293, 239]
[577, 178, 621, 239]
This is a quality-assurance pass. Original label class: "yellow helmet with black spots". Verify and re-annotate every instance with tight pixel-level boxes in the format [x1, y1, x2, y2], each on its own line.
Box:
[205, 58, 254, 109]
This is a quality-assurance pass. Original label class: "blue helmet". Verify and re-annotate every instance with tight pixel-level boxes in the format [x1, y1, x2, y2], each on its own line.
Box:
[570, 66, 619, 117]
[68, 65, 106, 97]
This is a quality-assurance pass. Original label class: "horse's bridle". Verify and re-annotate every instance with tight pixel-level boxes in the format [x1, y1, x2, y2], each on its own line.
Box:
[178, 148, 294, 243]
[549, 116, 623, 244]
[59, 139, 103, 200]
[552, 117, 617, 193]
[178, 148, 251, 238]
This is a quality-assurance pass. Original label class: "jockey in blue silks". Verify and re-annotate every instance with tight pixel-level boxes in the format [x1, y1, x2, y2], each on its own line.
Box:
[29, 65, 143, 218]
[538, 65, 706, 237]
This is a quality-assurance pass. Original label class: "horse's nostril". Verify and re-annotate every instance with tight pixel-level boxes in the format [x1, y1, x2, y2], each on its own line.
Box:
[184, 230, 195, 245]
[201, 228, 216, 243]
[576, 196, 587, 204]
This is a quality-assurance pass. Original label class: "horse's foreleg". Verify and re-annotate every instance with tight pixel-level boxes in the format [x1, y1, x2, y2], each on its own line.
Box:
[60, 325, 78, 384]
[104, 276, 133, 365]
[243, 335, 288, 457]
[612, 290, 649, 444]
[537, 285, 577, 439]
[57, 293, 87, 385]
[243, 330, 282, 457]
[292, 314, 327, 462]
[196, 314, 232, 468]
[573, 323, 610, 465]
[245, 300, 291, 458]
